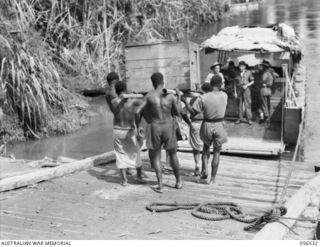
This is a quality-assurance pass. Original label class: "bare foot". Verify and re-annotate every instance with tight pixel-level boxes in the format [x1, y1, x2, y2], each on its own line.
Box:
[207, 179, 215, 185]
[200, 174, 208, 180]
[193, 167, 200, 177]
[150, 185, 163, 193]
[120, 180, 128, 187]
[135, 177, 147, 184]
[196, 178, 209, 184]
[126, 169, 135, 176]
[175, 180, 183, 189]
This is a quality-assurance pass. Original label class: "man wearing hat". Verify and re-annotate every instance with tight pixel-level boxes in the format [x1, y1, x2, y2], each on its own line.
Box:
[205, 61, 225, 89]
[235, 60, 255, 125]
[260, 60, 274, 124]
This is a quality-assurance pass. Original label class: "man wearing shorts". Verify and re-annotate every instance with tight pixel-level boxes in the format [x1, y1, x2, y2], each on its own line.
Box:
[135, 72, 182, 193]
[188, 75, 228, 184]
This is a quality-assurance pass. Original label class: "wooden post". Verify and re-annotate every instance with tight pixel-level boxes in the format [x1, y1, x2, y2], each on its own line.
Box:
[0, 151, 115, 192]
[253, 172, 320, 240]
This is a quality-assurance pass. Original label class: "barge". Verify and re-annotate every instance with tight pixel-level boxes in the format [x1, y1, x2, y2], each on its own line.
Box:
[125, 23, 305, 156]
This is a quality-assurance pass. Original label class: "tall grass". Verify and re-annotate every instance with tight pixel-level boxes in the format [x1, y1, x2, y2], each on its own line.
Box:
[0, 37, 66, 135]
[0, 0, 65, 136]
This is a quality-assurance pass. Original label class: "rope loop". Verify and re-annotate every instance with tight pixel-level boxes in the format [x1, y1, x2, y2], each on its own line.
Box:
[146, 202, 289, 233]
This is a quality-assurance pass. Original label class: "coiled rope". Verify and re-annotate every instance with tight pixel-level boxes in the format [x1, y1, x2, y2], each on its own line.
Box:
[146, 202, 287, 232]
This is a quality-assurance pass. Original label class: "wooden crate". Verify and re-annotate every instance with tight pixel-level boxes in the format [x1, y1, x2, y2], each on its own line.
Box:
[125, 41, 200, 93]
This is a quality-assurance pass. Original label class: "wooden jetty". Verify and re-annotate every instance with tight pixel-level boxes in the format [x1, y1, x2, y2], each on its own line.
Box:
[1, 151, 319, 239]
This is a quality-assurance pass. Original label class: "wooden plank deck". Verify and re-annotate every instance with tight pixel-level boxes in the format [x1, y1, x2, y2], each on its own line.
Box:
[178, 120, 284, 155]
[0, 151, 317, 239]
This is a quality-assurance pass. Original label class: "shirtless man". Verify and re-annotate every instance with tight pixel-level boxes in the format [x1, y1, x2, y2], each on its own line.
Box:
[135, 72, 182, 193]
[110, 81, 145, 186]
[184, 75, 228, 184]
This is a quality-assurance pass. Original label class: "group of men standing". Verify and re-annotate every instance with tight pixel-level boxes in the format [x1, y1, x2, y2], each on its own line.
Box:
[106, 59, 276, 193]
[205, 59, 276, 125]
[106, 72, 228, 193]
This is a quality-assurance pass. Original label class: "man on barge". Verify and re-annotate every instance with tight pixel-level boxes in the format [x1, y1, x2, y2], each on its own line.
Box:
[260, 60, 274, 124]
[235, 61, 255, 125]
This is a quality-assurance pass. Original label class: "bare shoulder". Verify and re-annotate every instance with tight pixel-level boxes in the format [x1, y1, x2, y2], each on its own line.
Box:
[145, 91, 154, 100]
[220, 91, 228, 99]
[110, 97, 121, 109]
[111, 97, 121, 104]
[146, 90, 161, 102]
[167, 93, 175, 100]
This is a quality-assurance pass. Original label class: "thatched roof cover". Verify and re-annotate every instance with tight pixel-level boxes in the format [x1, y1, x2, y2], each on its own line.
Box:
[201, 23, 301, 54]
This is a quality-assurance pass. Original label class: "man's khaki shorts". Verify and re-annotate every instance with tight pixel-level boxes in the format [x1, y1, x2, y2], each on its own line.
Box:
[200, 122, 228, 150]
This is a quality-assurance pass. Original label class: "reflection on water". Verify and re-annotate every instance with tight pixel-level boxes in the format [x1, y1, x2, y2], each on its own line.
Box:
[8, 0, 320, 160]
[192, 0, 320, 44]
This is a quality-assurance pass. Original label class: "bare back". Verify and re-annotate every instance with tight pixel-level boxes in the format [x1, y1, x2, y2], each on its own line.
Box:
[111, 98, 142, 129]
[144, 89, 178, 123]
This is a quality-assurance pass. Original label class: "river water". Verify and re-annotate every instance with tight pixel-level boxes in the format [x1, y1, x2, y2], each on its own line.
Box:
[8, 0, 320, 161]
[7, 97, 114, 160]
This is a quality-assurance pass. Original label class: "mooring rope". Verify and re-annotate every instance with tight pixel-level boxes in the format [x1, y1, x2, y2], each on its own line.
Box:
[278, 98, 305, 206]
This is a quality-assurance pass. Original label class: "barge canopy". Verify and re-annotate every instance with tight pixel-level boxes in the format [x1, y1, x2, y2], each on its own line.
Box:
[200, 23, 301, 55]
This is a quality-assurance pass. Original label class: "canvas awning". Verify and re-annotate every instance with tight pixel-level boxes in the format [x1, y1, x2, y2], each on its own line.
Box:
[201, 23, 301, 55]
